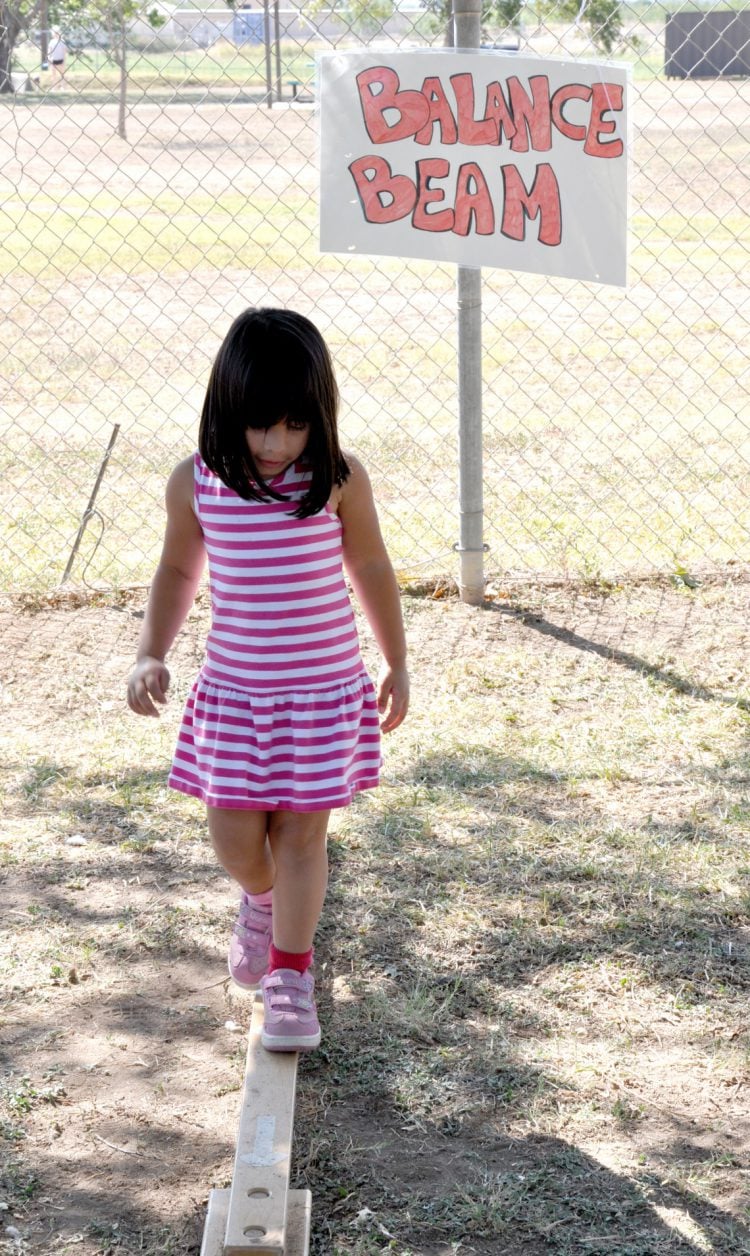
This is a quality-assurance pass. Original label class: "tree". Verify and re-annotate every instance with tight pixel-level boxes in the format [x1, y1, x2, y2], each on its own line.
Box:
[339, 0, 394, 38]
[303, 0, 395, 40]
[535, 0, 622, 54]
[0, 0, 163, 133]
[0, 0, 42, 92]
[420, 0, 452, 46]
[569, 0, 621, 54]
[423, 0, 621, 55]
[422, 0, 524, 48]
[0, 0, 94, 93]
[99, 0, 165, 138]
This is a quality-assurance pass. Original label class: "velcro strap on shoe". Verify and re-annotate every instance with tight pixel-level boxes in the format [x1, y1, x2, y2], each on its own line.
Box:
[234, 921, 267, 940]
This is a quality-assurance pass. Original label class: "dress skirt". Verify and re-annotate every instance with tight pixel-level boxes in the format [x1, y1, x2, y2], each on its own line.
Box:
[168, 671, 381, 811]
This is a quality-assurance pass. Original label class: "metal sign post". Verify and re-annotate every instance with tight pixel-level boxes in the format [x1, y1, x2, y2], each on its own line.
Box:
[453, 0, 485, 605]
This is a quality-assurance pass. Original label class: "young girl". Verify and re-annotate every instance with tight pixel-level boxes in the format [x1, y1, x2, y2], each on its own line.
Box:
[127, 308, 409, 1053]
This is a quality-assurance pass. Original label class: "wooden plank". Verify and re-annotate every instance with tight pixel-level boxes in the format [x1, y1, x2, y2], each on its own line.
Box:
[224, 995, 299, 1255]
[200, 1183, 310, 1256]
[200, 1189, 229, 1256]
[286, 1190, 312, 1256]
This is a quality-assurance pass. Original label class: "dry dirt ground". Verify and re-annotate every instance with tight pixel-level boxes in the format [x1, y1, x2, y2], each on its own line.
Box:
[1, 577, 749, 1255]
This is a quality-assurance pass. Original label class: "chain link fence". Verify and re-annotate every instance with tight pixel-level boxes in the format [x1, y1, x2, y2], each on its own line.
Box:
[1, 0, 749, 597]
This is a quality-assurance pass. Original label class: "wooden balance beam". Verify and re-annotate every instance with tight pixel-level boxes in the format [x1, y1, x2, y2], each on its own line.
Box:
[201, 994, 311, 1256]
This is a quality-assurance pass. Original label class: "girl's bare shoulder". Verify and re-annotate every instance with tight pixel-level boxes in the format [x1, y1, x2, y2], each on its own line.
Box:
[166, 455, 197, 509]
[330, 451, 370, 513]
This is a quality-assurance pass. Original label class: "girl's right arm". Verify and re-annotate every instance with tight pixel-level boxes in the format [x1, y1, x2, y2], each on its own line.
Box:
[127, 456, 206, 717]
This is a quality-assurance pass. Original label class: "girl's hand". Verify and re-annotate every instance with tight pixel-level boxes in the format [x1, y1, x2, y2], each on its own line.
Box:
[377, 662, 409, 733]
[127, 656, 171, 717]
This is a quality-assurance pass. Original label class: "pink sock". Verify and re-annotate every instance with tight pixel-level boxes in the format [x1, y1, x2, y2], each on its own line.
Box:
[246, 888, 273, 909]
[269, 944, 313, 974]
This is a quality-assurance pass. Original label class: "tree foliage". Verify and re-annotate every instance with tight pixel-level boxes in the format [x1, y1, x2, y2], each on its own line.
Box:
[303, 0, 396, 39]
[422, 0, 622, 54]
[538, 0, 622, 53]
[0, 0, 42, 91]
[421, 0, 528, 47]
[342, 0, 395, 37]
[0, 0, 164, 94]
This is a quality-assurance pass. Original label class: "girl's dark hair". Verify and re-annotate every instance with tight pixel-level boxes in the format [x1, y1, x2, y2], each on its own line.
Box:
[198, 307, 349, 517]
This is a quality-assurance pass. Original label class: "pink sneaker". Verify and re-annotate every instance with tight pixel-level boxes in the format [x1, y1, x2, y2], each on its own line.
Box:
[260, 969, 321, 1052]
[228, 894, 272, 989]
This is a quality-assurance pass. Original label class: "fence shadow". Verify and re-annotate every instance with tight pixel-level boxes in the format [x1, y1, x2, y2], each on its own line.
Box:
[488, 599, 750, 712]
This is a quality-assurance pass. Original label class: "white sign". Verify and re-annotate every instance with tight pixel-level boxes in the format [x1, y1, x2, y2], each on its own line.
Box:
[319, 50, 629, 286]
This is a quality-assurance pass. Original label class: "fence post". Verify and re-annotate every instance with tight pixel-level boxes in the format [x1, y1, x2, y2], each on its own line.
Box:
[263, 0, 273, 106]
[61, 423, 120, 585]
[274, 0, 282, 101]
[453, 0, 484, 606]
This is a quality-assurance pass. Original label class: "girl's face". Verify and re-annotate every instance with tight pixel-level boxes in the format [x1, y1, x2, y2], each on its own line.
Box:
[245, 417, 309, 479]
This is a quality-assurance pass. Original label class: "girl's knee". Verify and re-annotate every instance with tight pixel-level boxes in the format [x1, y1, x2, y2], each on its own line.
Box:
[269, 813, 329, 862]
[207, 806, 269, 852]
[276, 830, 328, 860]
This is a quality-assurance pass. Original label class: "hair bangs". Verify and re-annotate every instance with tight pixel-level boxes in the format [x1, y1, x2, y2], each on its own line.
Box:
[243, 366, 316, 432]
[241, 326, 317, 430]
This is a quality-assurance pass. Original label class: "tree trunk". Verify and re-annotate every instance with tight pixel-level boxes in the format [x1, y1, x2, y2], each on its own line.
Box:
[0, 6, 19, 93]
[0, 0, 43, 92]
[39, 0, 48, 65]
[107, 9, 128, 140]
[117, 18, 127, 139]
[444, 0, 454, 47]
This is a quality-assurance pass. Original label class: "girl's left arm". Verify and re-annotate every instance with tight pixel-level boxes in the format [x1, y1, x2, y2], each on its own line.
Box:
[339, 455, 409, 733]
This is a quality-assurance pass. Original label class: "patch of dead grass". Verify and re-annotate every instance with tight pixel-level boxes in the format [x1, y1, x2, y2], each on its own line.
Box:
[1, 583, 750, 1254]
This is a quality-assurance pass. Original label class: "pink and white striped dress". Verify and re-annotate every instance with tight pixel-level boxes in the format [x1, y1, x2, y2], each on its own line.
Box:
[168, 453, 381, 811]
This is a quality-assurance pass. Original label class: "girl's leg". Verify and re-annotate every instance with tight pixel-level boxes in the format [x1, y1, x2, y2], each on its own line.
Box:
[261, 809, 330, 1053]
[266, 809, 330, 953]
[207, 806, 275, 894]
[207, 807, 276, 989]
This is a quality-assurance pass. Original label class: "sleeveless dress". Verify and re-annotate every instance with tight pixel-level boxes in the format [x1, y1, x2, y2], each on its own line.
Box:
[167, 453, 381, 811]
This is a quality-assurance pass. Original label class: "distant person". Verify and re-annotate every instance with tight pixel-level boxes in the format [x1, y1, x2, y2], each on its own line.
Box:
[48, 31, 67, 88]
[127, 307, 409, 1054]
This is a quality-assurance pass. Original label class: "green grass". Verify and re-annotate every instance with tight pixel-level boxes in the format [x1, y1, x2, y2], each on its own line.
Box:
[3, 191, 745, 285]
[14, 40, 319, 93]
[0, 188, 313, 280]
[1, 62, 749, 593]
[2, 181, 748, 590]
